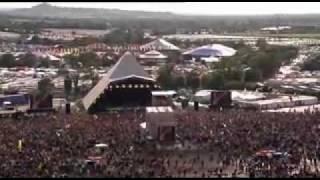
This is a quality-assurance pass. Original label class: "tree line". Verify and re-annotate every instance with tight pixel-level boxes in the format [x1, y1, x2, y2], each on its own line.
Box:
[63, 52, 117, 69]
[0, 51, 120, 69]
[300, 54, 320, 71]
[157, 39, 298, 91]
[0, 53, 51, 68]
[4, 12, 320, 40]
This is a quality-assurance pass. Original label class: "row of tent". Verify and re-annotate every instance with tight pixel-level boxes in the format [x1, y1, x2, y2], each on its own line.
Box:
[142, 38, 237, 58]
[139, 39, 237, 64]
[26, 38, 237, 60]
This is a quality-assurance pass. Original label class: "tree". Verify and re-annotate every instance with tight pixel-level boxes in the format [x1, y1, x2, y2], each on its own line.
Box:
[0, 53, 15, 67]
[101, 54, 116, 67]
[245, 69, 262, 82]
[38, 78, 54, 96]
[301, 54, 320, 71]
[38, 57, 50, 68]
[103, 28, 128, 45]
[78, 52, 101, 68]
[186, 71, 200, 90]
[70, 37, 99, 46]
[203, 71, 225, 90]
[157, 65, 175, 90]
[64, 75, 73, 100]
[64, 52, 101, 69]
[72, 73, 80, 97]
[249, 51, 279, 79]
[103, 28, 144, 45]
[19, 53, 37, 67]
[88, 68, 99, 88]
[200, 73, 210, 89]
[173, 75, 186, 89]
[64, 54, 80, 69]
[30, 35, 41, 44]
[256, 38, 268, 50]
[127, 28, 144, 44]
[213, 43, 298, 82]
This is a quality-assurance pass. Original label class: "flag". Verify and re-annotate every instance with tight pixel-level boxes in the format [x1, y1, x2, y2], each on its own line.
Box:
[18, 139, 22, 152]
[38, 163, 43, 172]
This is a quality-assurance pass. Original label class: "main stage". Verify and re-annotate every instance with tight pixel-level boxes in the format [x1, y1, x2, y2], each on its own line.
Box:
[82, 52, 159, 113]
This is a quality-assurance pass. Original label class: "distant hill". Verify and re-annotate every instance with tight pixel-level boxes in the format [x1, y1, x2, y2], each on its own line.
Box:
[3, 3, 320, 25]
[2, 3, 320, 33]
[2, 3, 178, 20]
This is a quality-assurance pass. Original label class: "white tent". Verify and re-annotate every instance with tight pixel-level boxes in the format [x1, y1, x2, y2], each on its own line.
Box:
[140, 122, 147, 129]
[201, 56, 220, 63]
[152, 90, 177, 97]
[31, 52, 62, 62]
[261, 26, 291, 31]
[194, 90, 213, 104]
[32, 51, 47, 58]
[183, 44, 236, 57]
[95, 143, 108, 148]
[237, 95, 318, 110]
[232, 90, 266, 101]
[194, 90, 212, 98]
[140, 38, 180, 51]
[139, 50, 168, 59]
[3, 101, 12, 105]
[47, 54, 61, 61]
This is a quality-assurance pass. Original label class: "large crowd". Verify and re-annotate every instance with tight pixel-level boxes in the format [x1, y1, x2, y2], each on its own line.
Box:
[176, 109, 320, 177]
[0, 108, 320, 177]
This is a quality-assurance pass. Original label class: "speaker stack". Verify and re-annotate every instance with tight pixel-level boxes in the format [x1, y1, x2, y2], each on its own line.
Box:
[210, 91, 232, 108]
[65, 103, 71, 114]
[29, 94, 34, 109]
[181, 101, 185, 109]
[194, 101, 199, 111]
[181, 100, 189, 109]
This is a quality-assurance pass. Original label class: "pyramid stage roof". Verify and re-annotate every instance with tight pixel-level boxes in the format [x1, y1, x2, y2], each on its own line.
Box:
[82, 51, 156, 111]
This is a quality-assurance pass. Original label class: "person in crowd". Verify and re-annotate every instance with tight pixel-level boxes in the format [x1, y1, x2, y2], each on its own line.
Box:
[0, 109, 320, 177]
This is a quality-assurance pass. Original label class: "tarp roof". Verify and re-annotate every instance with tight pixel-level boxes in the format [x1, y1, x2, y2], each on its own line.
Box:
[183, 44, 236, 57]
[31, 52, 61, 61]
[232, 90, 266, 101]
[200, 56, 220, 63]
[146, 106, 173, 113]
[139, 50, 168, 59]
[265, 104, 320, 113]
[140, 38, 180, 51]
[47, 54, 61, 61]
[152, 90, 177, 96]
[82, 51, 155, 110]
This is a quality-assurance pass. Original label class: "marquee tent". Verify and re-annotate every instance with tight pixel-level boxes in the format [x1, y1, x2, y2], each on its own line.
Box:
[183, 44, 236, 57]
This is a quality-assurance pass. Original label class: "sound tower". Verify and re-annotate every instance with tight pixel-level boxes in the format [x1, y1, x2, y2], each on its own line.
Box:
[194, 101, 199, 111]
[66, 103, 71, 114]
[29, 94, 34, 109]
[210, 90, 232, 108]
[47, 94, 53, 108]
[37, 94, 53, 109]
[181, 100, 188, 109]
[181, 101, 184, 109]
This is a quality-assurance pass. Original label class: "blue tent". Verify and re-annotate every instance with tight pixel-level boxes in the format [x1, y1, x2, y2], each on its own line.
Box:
[0, 94, 29, 106]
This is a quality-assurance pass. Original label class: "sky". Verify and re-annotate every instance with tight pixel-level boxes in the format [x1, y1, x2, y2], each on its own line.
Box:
[1, 2, 320, 15]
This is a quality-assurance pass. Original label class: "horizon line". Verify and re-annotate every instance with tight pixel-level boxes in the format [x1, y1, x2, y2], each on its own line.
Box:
[1, 2, 320, 16]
